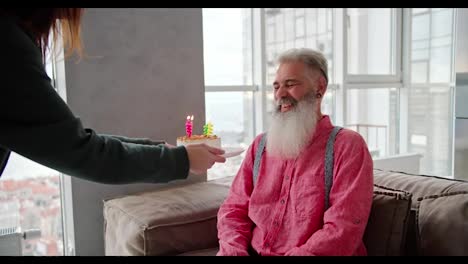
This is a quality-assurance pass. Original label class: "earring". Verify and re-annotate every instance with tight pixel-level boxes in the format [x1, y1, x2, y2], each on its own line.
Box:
[316, 93, 322, 98]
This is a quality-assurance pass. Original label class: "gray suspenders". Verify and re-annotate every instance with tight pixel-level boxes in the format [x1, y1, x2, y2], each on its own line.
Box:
[252, 134, 267, 186]
[252, 126, 342, 211]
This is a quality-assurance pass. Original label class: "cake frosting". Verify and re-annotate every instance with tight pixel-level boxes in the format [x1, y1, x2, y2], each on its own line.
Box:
[176, 134, 222, 149]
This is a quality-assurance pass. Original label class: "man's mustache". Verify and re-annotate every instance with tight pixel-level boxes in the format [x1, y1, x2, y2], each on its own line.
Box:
[277, 97, 298, 106]
[276, 97, 298, 111]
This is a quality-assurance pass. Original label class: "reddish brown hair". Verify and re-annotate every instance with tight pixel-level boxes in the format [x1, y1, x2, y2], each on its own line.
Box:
[1, 8, 84, 60]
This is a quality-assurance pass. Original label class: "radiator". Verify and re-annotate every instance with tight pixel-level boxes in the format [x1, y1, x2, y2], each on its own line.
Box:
[0, 227, 41, 256]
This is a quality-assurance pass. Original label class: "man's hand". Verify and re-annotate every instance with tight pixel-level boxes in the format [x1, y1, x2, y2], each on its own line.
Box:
[185, 143, 226, 175]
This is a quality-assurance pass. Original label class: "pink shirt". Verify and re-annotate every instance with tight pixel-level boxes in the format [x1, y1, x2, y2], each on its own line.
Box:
[217, 115, 374, 256]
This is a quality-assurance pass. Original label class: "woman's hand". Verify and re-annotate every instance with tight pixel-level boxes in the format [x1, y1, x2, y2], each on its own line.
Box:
[184, 144, 226, 175]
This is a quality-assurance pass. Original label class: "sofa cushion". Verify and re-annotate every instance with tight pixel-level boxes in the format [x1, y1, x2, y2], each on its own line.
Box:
[103, 181, 230, 256]
[416, 191, 468, 256]
[363, 184, 412, 256]
[373, 169, 464, 209]
[373, 169, 468, 255]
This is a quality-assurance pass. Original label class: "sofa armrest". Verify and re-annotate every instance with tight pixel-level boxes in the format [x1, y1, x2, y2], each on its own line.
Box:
[103, 181, 230, 256]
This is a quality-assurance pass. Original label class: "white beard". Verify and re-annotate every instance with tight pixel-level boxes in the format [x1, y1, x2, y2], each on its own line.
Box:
[266, 93, 318, 159]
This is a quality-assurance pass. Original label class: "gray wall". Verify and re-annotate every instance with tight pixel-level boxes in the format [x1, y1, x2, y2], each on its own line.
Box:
[63, 8, 206, 255]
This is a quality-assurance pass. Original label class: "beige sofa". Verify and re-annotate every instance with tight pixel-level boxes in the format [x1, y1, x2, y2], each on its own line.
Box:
[103, 169, 468, 256]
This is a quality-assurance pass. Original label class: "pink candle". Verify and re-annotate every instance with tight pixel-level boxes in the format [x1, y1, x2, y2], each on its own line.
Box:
[185, 115, 193, 137]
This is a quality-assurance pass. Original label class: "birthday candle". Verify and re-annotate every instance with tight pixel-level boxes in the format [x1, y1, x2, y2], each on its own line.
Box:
[207, 121, 213, 136]
[203, 121, 213, 136]
[185, 115, 193, 138]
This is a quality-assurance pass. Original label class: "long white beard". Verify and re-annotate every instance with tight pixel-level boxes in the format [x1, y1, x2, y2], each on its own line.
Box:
[266, 93, 318, 159]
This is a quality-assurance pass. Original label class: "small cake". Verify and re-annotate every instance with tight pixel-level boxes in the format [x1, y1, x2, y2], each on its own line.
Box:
[176, 135, 222, 149]
[179, 115, 221, 148]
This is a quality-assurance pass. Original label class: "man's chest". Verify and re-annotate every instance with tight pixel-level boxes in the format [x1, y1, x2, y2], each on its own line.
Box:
[253, 150, 328, 202]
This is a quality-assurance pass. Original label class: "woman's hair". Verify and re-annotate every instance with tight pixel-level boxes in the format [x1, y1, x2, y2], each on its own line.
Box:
[1, 8, 84, 60]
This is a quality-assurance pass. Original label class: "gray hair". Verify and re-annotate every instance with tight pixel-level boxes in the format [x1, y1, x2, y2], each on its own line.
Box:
[277, 48, 329, 85]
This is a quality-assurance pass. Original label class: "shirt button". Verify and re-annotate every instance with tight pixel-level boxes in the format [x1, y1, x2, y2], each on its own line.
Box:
[265, 243, 270, 247]
[285, 175, 289, 180]
[273, 221, 279, 226]
[280, 199, 285, 204]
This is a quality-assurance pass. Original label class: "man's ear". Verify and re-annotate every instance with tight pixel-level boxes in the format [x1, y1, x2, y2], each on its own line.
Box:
[317, 75, 327, 97]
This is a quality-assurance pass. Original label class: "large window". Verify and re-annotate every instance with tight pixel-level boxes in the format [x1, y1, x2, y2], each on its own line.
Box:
[202, 9, 254, 180]
[203, 8, 456, 179]
[405, 8, 455, 176]
[344, 8, 401, 158]
[346, 9, 398, 77]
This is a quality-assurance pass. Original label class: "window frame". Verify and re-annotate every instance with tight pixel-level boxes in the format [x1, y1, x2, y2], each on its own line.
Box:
[343, 8, 403, 84]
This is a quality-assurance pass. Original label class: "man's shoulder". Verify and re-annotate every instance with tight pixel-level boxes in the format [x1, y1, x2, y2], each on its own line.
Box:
[335, 127, 367, 146]
[249, 132, 266, 147]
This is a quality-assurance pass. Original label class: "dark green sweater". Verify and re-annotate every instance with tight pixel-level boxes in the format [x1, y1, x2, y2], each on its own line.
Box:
[0, 14, 189, 184]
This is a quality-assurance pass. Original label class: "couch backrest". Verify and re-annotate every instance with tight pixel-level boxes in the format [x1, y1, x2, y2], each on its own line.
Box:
[373, 169, 468, 256]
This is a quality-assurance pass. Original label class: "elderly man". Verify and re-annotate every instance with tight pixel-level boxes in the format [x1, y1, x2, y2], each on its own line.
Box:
[216, 48, 374, 256]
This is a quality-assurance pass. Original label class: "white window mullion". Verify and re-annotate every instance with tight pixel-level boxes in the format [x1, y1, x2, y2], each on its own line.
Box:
[399, 8, 413, 155]
[252, 8, 267, 134]
[338, 8, 346, 126]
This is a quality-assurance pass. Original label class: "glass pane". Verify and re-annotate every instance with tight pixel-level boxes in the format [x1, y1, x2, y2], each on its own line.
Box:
[411, 61, 428, 83]
[267, 23, 275, 43]
[306, 37, 317, 49]
[295, 9, 304, 16]
[265, 8, 334, 84]
[431, 9, 452, 37]
[0, 154, 64, 256]
[285, 9, 295, 41]
[429, 9, 454, 83]
[430, 46, 452, 83]
[305, 9, 317, 35]
[346, 88, 399, 157]
[411, 8, 454, 85]
[322, 88, 335, 122]
[295, 38, 305, 48]
[412, 13, 430, 41]
[276, 13, 285, 42]
[412, 49, 429, 61]
[413, 8, 429, 14]
[406, 86, 453, 176]
[347, 8, 396, 75]
[205, 92, 254, 180]
[295, 16, 305, 37]
[317, 9, 327, 34]
[202, 8, 252, 85]
[265, 90, 275, 129]
[412, 39, 430, 50]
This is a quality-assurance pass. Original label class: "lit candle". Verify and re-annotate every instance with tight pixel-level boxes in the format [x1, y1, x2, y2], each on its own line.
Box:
[203, 121, 213, 136]
[185, 115, 193, 138]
